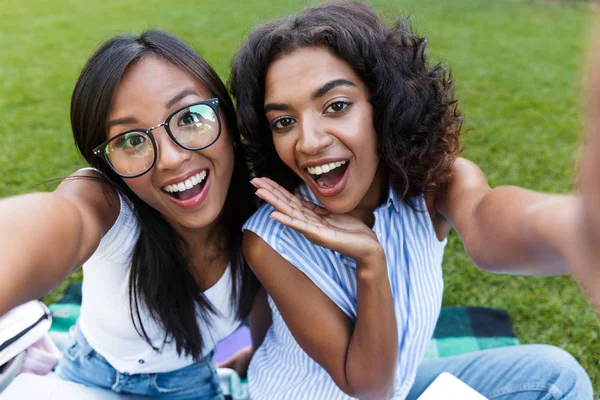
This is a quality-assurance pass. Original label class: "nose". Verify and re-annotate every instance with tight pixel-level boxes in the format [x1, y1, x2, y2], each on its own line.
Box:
[154, 127, 192, 171]
[296, 118, 333, 155]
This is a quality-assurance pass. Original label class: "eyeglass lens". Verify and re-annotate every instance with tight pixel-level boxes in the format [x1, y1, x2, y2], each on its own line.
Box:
[103, 103, 219, 177]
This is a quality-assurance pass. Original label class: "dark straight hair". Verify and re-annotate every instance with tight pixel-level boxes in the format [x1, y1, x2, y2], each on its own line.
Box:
[71, 30, 259, 359]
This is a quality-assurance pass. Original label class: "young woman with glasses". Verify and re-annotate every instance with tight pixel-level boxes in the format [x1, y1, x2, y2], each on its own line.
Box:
[0, 30, 266, 399]
[229, 2, 594, 399]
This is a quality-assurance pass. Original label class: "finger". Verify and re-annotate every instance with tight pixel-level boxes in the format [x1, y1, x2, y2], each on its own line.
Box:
[256, 189, 310, 222]
[217, 359, 234, 369]
[299, 199, 330, 217]
[270, 211, 323, 238]
[253, 177, 305, 212]
[260, 177, 305, 209]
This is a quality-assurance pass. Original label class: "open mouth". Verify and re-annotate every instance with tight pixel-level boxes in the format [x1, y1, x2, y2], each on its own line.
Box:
[306, 160, 348, 189]
[162, 170, 209, 200]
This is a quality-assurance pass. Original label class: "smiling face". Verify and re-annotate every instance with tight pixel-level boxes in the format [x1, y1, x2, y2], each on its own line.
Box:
[264, 46, 382, 214]
[107, 56, 234, 232]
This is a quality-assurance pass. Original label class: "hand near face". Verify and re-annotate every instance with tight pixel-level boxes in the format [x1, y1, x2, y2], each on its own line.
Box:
[251, 177, 383, 264]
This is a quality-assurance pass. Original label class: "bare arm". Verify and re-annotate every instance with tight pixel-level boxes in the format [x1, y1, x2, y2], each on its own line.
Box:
[436, 157, 578, 275]
[247, 287, 272, 352]
[0, 170, 118, 315]
[569, 29, 600, 309]
[245, 178, 397, 400]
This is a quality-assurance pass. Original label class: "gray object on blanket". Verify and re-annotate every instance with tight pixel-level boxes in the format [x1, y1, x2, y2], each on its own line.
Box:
[0, 352, 25, 392]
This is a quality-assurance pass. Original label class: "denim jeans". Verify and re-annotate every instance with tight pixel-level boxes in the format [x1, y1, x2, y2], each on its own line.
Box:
[406, 344, 593, 400]
[54, 325, 224, 400]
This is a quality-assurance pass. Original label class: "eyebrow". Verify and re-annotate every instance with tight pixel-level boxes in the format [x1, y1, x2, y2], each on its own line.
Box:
[165, 89, 200, 109]
[106, 116, 138, 130]
[264, 79, 357, 114]
[312, 79, 356, 100]
[106, 89, 201, 130]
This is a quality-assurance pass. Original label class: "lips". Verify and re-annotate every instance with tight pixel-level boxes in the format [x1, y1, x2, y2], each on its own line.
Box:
[162, 170, 208, 200]
[304, 159, 350, 197]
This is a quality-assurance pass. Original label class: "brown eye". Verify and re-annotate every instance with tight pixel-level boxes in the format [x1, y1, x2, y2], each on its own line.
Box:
[325, 101, 349, 113]
[272, 117, 295, 130]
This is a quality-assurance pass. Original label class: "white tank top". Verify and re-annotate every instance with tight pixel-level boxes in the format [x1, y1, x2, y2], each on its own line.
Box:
[78, 188, 240, 374]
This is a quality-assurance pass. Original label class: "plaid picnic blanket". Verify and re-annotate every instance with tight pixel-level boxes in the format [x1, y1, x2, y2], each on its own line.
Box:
[423, 306, 519, 360]
[47, 283, 520, 359]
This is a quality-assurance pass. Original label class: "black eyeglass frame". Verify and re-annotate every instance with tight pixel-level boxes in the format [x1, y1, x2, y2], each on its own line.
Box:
[92, 98, 221, 179]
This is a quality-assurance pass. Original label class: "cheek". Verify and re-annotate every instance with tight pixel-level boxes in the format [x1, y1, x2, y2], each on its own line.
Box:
[273, 135, 297, 171]
[360, 120, 379, 167]
[124, 176, 157, 206]
[211, 136, 235, 183]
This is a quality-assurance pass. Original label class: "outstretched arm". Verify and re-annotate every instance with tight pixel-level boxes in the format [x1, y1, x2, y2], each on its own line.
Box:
[244, 178, 397, 400]
[436, 157, 581, 275]
[0, 170, 118, 315]
[569, 31, 600, 309]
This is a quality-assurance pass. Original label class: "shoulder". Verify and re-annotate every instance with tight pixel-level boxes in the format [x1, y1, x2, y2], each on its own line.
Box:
[55, 169, 120, 234]
[448, 157, 488, 188]
[425, 158, 489, 239]
[431, 157, 490, 209]
[242, 230, 278, 271]
[243, 202, 278, 232]
[243, 202, 311, 258]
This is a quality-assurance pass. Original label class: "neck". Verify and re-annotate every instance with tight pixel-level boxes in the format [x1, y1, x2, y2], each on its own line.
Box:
[348, 166, 388, 227]
[168, 213, 224, 255]
[171, 216, 229, 290]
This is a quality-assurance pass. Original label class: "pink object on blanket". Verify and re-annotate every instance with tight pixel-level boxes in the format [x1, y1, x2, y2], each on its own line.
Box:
[20, 333, 61, 375]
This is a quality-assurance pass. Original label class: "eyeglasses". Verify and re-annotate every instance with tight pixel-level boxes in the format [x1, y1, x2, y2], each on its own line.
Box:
[93, 98, 221, 178]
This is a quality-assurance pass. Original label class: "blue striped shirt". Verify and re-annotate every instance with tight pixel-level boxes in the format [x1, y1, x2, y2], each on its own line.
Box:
[244, 183, 447, 399]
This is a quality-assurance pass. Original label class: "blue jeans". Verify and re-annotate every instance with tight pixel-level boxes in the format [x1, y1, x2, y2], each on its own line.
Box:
[54, 325, 224, 400]
[406, 344, 593, 400]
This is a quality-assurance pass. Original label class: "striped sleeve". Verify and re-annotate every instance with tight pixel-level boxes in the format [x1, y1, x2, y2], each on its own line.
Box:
[243, 204, 357, 319]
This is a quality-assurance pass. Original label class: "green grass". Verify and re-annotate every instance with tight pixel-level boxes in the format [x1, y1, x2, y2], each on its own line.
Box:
[1, 0, 599, 391]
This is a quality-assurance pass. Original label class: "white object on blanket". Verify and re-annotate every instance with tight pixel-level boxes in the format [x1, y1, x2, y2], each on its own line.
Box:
[417, 372, 488, 400]
[0, 374, 143, 399]
[0, 301, 51, 367]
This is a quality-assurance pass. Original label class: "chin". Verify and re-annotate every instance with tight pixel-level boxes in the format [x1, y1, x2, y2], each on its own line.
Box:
[318, 196, 358, 215]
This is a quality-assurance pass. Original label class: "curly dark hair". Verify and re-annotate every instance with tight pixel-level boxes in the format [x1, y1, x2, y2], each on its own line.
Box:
[229, 1, 462, 201]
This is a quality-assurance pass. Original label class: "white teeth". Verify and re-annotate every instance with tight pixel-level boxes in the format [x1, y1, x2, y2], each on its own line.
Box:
[163, 170, 208, 193]
[306, 160, 347, 176]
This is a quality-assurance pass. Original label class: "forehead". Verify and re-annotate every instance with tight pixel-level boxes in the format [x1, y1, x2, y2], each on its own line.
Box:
[109, 56, 212, 113]
[264, 46, 366, 102]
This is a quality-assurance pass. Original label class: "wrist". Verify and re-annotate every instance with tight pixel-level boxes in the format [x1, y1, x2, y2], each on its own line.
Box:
[355, 246, 387, 278]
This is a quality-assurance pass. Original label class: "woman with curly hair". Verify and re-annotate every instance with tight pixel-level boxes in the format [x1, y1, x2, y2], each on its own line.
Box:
[229, 2, 594, 399]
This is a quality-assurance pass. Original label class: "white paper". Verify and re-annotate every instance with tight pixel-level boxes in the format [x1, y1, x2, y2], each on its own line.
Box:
[417, 372, 488, 400]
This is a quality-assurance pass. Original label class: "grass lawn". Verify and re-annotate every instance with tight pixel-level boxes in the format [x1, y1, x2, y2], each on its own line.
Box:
[1, 0, 599, 391]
